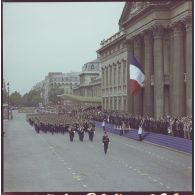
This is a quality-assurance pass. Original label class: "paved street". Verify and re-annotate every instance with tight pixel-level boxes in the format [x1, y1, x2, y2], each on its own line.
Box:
[3, 111, 192, 192]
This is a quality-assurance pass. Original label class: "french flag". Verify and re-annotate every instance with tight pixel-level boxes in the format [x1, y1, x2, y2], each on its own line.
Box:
[129, 55, 145, 96]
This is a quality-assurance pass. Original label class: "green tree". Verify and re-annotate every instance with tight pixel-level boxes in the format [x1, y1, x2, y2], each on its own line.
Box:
[21, 90, 43, 107]
[9, 91, 22, 106]
[48, 86, 64, 104]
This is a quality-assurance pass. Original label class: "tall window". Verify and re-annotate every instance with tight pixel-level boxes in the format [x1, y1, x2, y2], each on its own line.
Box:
[110, 66, 112, 87]
[123, 61, 126, 84]
[118, 64, 121, 85]
[114, 65, 116, 85]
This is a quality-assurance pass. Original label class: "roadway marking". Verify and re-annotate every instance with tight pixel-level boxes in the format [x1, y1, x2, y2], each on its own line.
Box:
[111, 136, 191, 168]
[34, 131, 88, 188]
[73, 175, 81, 181]
[83, 184, 87, 188]
[88, 140, 172, 189]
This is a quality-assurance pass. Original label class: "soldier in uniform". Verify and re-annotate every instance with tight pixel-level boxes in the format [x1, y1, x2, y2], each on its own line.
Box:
[78, 124, 85, 142]
[102, 131, 110, 154]
[68, 125, 75, 142]
[88, 123, 95, 141]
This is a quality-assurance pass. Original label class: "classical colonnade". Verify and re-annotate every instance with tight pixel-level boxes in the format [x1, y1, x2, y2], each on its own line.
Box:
[101, 18, 192, 118]
[102, 58, 128, 112]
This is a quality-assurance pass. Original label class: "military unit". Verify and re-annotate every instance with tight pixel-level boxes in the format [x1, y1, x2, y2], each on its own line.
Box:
[27, 114, 96, 142]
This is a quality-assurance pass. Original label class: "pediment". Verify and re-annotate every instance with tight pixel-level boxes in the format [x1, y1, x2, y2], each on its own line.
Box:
[119, 2, 149, 26]
[119, 1, 172, 27]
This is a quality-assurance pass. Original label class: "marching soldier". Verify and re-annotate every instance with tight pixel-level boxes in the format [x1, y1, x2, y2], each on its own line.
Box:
[102, 131, 110, 154]
[78, 125, 85, 141]
[88, 122, 95, 141]
[68, 125, 75, 142]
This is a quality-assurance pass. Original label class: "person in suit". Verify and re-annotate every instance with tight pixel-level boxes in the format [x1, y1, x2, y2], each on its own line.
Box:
[102, 131, 110, 154]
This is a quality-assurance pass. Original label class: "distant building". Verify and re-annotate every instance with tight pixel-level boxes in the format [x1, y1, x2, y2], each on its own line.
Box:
[73, 57, 101, 98]
[33, 72, 80, 105]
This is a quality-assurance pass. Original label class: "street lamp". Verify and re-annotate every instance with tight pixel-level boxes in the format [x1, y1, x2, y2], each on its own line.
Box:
[7, 82, 9, 120]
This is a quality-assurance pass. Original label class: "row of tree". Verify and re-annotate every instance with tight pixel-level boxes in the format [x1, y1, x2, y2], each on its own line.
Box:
[3, 86, 64, 107]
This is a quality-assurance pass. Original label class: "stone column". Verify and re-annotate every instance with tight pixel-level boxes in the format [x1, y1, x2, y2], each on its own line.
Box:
[143, 30, 154, 117]
[115, 63, 118, 94]
[133, 35, 143, 116]
[121, 96, 124, 111]
[110, 65, 112, 95]
[112, 64, 115, 96]
[172, 22, 185, 116]
[120, 62, 122, 91]
[184, 16, 192, 116]
[117, 62, 121, 93]
[152, 25, 164, 119]
[126, 40, 134, 114]
[108, 65, 110, 90]
[169, 29, 174, 116]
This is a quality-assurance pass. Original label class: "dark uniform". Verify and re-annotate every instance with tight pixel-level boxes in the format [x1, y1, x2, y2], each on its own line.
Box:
[102, 132, 110, 154]
[78, 126, 85, 141]
[88, 126, 95, 141]
[68, 126, 75, 142]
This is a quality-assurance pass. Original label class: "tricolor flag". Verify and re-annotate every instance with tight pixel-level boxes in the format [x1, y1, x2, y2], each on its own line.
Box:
[129, 55, 145, 96]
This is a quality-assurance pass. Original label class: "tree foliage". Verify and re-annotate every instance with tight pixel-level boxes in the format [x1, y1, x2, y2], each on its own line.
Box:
[9, 91, 22, 106]
[22, 90, 43, 107]
[48, 86, 64, 104]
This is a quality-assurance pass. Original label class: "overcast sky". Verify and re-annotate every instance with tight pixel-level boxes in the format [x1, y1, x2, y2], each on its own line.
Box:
[3, 2, 125, 95]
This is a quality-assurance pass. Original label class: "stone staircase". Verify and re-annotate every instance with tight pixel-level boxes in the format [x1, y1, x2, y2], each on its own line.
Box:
[95, 122, 192, 154]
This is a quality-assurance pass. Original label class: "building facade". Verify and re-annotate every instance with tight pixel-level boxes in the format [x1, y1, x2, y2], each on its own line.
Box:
[97, 1, 192, 118]
[39, 72, 80, 105]
[73, 57, 101, 98]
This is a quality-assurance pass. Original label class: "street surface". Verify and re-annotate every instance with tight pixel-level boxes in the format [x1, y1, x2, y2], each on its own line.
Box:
[3, 111, 192, 192]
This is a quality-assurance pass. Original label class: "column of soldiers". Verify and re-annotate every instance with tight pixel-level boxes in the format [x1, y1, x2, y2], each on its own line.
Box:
[27, 113, 95, 142]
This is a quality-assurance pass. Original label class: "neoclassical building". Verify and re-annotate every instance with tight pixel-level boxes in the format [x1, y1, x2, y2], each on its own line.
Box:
[97, 1, 192, 118]
[73, 57, 101, 98]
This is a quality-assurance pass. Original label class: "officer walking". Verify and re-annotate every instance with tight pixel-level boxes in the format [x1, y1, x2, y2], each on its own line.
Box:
[102, 131, 110, 154]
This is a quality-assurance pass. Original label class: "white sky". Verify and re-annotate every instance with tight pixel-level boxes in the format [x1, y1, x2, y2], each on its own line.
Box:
[3, 2, 125, 95]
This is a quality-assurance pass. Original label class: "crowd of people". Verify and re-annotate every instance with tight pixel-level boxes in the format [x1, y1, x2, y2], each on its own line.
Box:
[27, 104, 192, 141]
[26, 104, 191, 155]
[65, 106, 192, 140]
[92, 110, 192, 140]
